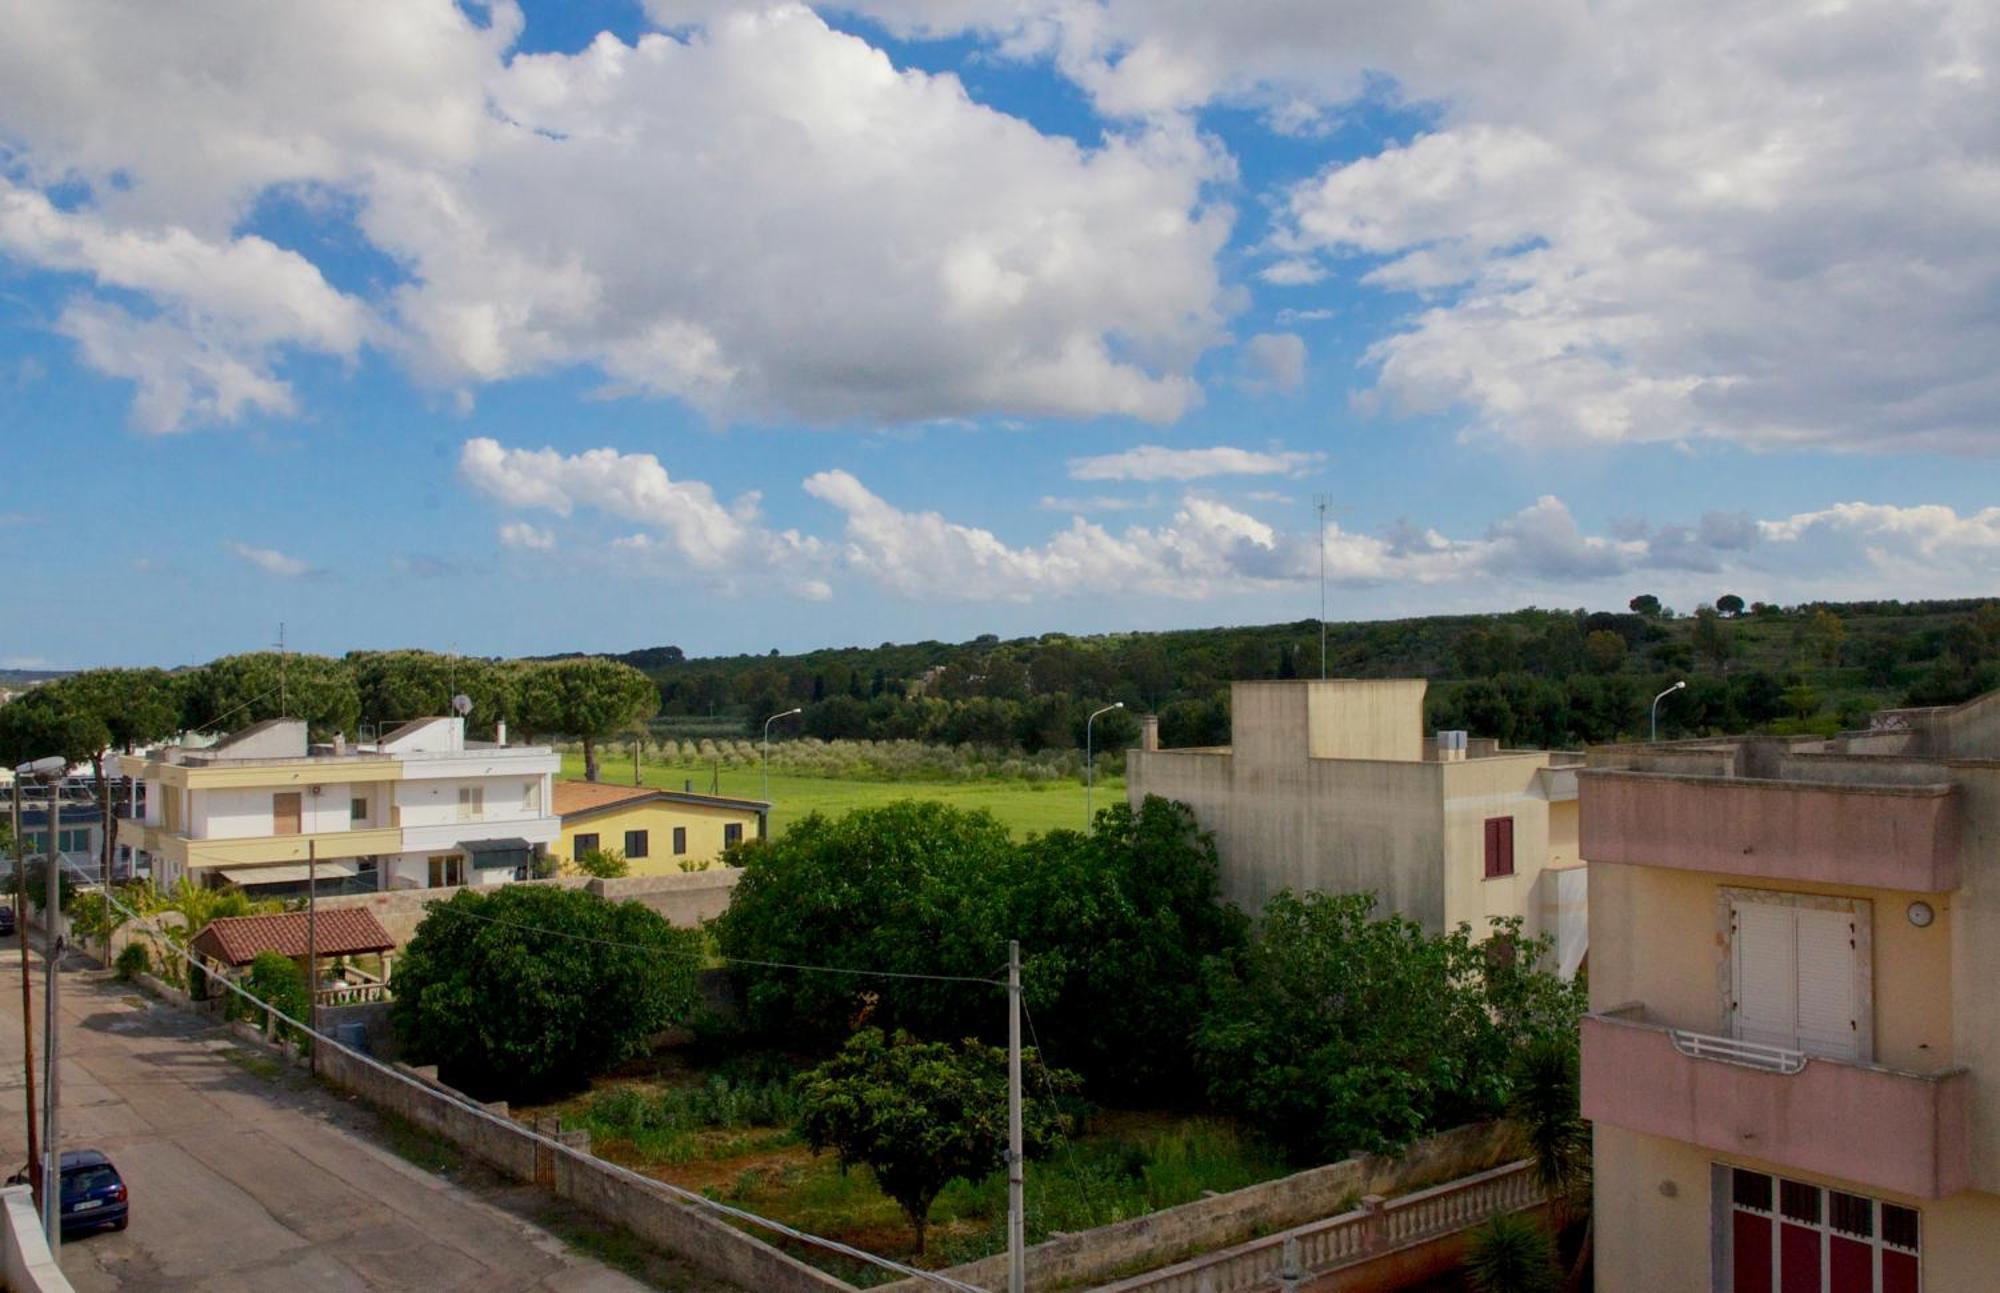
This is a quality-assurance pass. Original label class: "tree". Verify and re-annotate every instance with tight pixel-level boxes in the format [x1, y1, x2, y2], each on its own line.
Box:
[348, 650, 512, 740]
[1715, 594, 1745, 618]
[1007, 799, 1247, 1097]
[571, 847, 629, 879]
[1804, 609, 1847, 667]
[511, 657, 658, 781]
[391, 886, 700, 1100]
[1582, 631, 1627, 675]
[181, 651, 361, 740]
[1628, 594, 1662, 617]
[35, 670, 181, 877]
[1195, 891, 1583, 1164]
[713, 802, 1017, 1048]
[1511, 1032, 1592, 1291]
[796, 1028, 1077, 1254]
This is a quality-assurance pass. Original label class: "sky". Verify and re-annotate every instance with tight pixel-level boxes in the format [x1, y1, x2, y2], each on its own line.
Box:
[1, 0, 1997, 669]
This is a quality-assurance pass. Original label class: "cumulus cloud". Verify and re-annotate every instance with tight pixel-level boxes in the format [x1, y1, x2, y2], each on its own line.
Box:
[828, 0, 2000, 455]
[1068, 443, 1322, 481]
[0, 1, 1230, 431]
[1257, 258, 1324, 286]
[225, 541, 310, 577]
[1240, 332, 1307, 393]
[497, 521, 556, 551]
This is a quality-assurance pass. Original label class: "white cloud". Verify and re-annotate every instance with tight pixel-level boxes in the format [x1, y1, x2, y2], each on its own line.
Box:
[1754, 503, 2000, 593]
[1257, 258, 1324, 286]
[830, 0, 2000, 455]
[0, 1, 1231, 430]
[225, 541, 310, 578]
[1240, 332, 1307, 393]
[497, 521, 555, 551]
[1037, 493, 1156, 513]
[1068, 443, 1323, 481]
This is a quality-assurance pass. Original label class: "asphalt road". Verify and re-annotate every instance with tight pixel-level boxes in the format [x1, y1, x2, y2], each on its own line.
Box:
[0, 948, 690, 1292]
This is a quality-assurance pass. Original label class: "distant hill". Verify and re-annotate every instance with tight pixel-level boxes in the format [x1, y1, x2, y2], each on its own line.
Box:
[606, 596, 2000, 749]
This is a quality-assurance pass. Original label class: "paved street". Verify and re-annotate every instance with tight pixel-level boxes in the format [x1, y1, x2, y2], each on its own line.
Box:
[0, 949, 687, 1291]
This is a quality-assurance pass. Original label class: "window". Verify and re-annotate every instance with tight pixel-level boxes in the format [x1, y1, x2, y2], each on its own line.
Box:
[574, 833, 600, 858]
[60, 829, 90, 853]
[273, 792, 302, 836]
[427, 854, 465, 888]
[522, 780, 540, 814]
[1482, 816, 1515, 878]
[1724, 1167, 1918, 1292]
[625, 830, 649, 859]
[1729, 891, 1865, 1061]
[673, 827, 688, 856]
[351, 797, 368, 823]
[457, 785, 484, 821]
[723, 823, 743, 848]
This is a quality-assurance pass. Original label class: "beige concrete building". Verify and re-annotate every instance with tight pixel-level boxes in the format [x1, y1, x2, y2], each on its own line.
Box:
[1580, 689, 2000, 1292]
[1126, 679, 1585, 970]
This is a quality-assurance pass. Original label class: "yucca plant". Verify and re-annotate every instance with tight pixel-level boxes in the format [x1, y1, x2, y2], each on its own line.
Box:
[1464, 1212, 1560, 1293]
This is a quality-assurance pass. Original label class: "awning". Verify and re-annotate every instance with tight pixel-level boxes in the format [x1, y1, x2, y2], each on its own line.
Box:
[460, 837, 532, 871]
[218, 860, 359, 887]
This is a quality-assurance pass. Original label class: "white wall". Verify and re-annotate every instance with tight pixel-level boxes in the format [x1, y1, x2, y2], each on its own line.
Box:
[193, 782, 356, 838]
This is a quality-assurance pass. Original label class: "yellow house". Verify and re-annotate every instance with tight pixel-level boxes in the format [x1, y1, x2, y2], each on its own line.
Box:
[551, 781, 769, 875]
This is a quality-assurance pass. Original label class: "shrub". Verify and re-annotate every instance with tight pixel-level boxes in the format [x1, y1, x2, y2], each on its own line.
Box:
[114, 942, 150, 980]
[242, 951, 311, 1045]
[571, 847, 629, 879]
[1464, 1212, 1560, 1293]
[391, 886, 702, 1101]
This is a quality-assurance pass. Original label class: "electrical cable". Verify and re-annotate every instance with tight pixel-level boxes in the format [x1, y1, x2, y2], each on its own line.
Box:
[65, 869, 988, 1293]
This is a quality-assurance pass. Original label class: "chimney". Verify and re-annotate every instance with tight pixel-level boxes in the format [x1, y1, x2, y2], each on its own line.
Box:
[332, 733, 346, 757]
[1140, 714, 1160, 752]
[495, 720, 507, 746]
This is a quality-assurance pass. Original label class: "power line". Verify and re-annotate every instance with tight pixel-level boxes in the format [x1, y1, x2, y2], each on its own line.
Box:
[424, 902, 1008, 987]
[68, 871, 986, 1293]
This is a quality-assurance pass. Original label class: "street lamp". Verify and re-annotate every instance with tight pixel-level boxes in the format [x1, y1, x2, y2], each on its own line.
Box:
[1650, 680, 1688, 742]
[17, 755, 66, 1255]
[761, 708, 802, 805]
[1085, 703, 1125, 826]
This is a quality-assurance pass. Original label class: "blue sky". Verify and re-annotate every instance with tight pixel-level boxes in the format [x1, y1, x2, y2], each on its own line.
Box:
[2, 0, 1996, 669]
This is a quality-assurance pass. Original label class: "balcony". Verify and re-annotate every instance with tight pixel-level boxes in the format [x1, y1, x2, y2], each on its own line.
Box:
[120, 824, 404, 870]
[1581, 1006, 1970, 1199]
[1578, 769, 1961, 892]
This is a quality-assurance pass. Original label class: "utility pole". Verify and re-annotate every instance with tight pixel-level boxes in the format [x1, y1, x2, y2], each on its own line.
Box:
[41, 776, 61, 1257]
[1007, 939, 1024, 1293]
[10, 780, 36, 1212]
[276, 621, 288, 718]
[1315, 496, 1330, 680]
[306, 787, 320, 1073]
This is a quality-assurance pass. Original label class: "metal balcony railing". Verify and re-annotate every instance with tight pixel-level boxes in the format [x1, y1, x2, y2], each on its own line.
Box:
[1668, 1028, 1808, 1075]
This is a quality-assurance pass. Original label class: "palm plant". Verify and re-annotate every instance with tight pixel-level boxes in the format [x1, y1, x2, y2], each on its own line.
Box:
[1509, 1031, 1592, 1289]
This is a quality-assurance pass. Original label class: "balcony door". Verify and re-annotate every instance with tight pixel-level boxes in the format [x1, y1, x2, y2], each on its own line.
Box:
[1728, 892, 1866, 1062]
[1724, 1167, 1919, 1292]
[273, 792, 302, 836]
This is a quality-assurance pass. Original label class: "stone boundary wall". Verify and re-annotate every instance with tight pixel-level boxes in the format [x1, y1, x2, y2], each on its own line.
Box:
[0, 1184, 74, 1293]
[318, 868, 739, 945]
[880, 1120, 1523, 1293]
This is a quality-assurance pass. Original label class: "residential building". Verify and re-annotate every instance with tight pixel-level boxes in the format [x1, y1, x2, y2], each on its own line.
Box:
[118, 715, 559, 895]
[8, 800, 104, 881]
[552, 780, 768, 874]
[1126, 679, 1585, 971]
[1580, 688, 2000, 1291]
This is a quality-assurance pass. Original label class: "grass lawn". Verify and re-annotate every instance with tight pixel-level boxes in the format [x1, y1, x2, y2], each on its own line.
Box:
[523, 1065, 1290, 1282]
[559, 750, 1122, 841]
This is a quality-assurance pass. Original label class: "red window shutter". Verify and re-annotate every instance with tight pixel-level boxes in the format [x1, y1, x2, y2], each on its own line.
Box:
[1483, 818, 1497, 877]
[1484, 817, 1515, 878]
[1500, 818, 1514, 876]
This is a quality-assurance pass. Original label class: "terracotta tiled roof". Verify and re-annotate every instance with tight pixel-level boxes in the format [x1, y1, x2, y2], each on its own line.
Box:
[189, 910, 396, 967]
[551, 779, 769, 820]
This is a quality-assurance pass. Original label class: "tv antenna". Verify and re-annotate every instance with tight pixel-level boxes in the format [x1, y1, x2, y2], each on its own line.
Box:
[452, 694, 473, 717]
[1314, 496, 1330, 679]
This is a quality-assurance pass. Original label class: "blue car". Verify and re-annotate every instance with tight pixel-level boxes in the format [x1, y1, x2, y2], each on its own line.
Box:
[8, 1150, 129, 1236]
[0, 905, 14, 938]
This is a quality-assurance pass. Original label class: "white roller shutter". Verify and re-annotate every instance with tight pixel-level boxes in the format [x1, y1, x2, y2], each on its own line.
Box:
[1731, 900, 1799, 1049]
[1794, 907, 1860, 1060]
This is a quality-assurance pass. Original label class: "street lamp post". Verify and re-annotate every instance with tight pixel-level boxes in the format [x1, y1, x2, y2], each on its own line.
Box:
[761, 709, 802, 805]
[1651, 680, 1688, 742]
[306, 784, 321, 1073]
[1085, 703, 1124, 826]
[9, 771, 37, 1219]
[20, 756, 67, 1256]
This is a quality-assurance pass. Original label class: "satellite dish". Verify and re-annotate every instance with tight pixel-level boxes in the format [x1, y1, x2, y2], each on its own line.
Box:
[452, 694, 474, 716]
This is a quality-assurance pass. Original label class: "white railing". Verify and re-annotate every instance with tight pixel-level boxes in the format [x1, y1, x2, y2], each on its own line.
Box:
[1669, 1028, 1808, 1075]
[1093, 1160, 1542, 1292]
[317, 983, 391, 1006]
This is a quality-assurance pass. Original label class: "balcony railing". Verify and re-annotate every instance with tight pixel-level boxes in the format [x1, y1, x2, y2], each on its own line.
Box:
[1583, 1005, 1970, 1199]
[1579, 769, 1961, 892]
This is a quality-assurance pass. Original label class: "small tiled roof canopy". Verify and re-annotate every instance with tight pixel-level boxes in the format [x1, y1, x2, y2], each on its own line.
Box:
[189, 910, 396, 967]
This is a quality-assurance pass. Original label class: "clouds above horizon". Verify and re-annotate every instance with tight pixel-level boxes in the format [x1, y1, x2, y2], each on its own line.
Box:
[1067, 443, 1322, 482]
[457, 437, 2000, 606]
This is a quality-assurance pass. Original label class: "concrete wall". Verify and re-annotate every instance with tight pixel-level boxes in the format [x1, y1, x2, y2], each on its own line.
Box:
[0, 1184, 73, 1292]
[880, 1121, 1521, 1293]
[317, 869, 739, 946]
[1595, 1124, 2000, 1293]
[1439, 754, 1558, 940]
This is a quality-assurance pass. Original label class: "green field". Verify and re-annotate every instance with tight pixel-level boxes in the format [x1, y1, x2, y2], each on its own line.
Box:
[558, 751, 1121, 840]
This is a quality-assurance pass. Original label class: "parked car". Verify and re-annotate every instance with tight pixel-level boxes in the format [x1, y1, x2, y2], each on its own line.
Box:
[0, 904, 14, 937]
[6, 1149, 129, 1236]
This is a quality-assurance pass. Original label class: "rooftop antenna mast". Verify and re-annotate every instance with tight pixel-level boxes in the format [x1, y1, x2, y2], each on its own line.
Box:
[1315, 496, 1330, 680]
